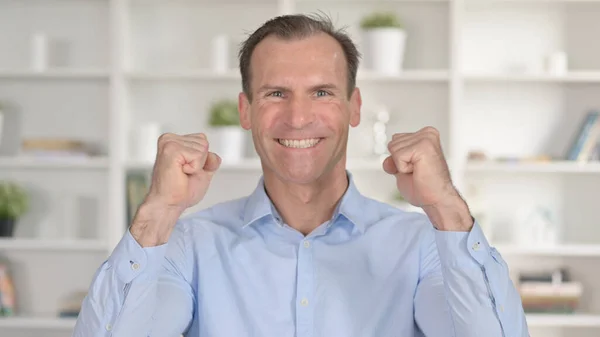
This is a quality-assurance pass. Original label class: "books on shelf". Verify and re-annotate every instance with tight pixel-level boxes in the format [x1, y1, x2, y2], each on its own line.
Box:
[0, 262, 16, 317]
[566, 110, 600, 162]
[57, 291, 87, 318]
[20, 138, 97, 159]
[591, 142, 600, 161]
[520, 282, 583, 314]
[518, 269, 583, 314]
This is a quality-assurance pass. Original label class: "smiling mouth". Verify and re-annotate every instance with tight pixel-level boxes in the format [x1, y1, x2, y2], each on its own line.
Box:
[277, 138, 322, 149]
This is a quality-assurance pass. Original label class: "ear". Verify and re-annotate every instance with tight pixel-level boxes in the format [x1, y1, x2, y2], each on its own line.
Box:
[239, 92, 251, 130]
[349, 87, 362, 128]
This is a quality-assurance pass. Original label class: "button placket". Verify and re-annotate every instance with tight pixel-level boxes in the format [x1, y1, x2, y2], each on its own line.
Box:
[295, 239, 314, 337]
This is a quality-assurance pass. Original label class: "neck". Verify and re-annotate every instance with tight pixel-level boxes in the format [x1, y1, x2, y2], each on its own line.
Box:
[263, 161, 349, 236]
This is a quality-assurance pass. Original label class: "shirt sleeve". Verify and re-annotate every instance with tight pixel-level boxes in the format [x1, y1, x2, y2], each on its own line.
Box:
[414, 220, 530, 337]
[72, 222, 194, 337]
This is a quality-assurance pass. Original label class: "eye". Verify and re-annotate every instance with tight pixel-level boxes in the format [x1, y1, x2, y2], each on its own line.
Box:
[316, 90, 330, 97]
[268, 91, 283, 98]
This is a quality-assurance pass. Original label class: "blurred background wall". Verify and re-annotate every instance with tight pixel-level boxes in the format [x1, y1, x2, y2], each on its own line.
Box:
[0, 0, 599, 336]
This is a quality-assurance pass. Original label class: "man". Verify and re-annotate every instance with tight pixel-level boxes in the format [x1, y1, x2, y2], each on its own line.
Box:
[74, 14, 529, 337]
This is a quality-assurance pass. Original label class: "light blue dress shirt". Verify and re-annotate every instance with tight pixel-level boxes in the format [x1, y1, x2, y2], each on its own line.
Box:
[74, 173, 529, 337]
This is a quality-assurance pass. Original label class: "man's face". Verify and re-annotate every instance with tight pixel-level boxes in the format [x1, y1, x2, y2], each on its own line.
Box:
[239, 33, 362, 184]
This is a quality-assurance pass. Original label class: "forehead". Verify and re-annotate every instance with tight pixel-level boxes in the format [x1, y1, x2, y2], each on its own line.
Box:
[249, 33, 347, 87]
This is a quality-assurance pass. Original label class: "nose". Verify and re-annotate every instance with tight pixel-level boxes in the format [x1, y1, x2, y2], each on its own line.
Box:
[285, 95, 316, 129]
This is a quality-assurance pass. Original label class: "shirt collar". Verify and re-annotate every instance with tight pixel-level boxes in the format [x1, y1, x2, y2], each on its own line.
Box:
[242, 176, 273, 227]
[242, 171, 367, 233]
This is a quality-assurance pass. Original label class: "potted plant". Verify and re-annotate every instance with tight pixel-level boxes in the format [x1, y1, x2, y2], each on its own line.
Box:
[0, 182, 28, 237]
[208, 99, 245, 163]
[360, 12, 407, 74]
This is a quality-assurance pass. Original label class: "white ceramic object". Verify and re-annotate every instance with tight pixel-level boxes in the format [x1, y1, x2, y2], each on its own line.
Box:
[131, 122, 162, 162]
[362, 28, 407, 74]
[514, 205, 559, 247]
[215, 126, 245, 163]
[211, 34, 230, 73]
[31, 33, 48, 72]
[546, 51, 568, 76]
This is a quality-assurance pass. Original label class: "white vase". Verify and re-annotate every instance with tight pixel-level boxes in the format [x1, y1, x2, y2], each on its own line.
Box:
[362, 28, 407, 74]
[31, 32, 49, 72]
[514, 206, 558, 247]
[215, 126, 245, 163]
[546, 51, 568, 76]
[211, 34, 229, 73]
[131, 122, 162, 163]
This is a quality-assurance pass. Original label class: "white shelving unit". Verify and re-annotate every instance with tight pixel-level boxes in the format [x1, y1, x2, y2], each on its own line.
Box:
[0, 238, 107, 252]
[0, 0, 599, 336]
[0, 69, 110, 80]
[0, 316, 77, 330]
[495, 244, 600, 257]
[466, 161, 600, 173]
[527, 314, 600, 328]
[0, 156, 110, 169]
[465, 72, 600, 83]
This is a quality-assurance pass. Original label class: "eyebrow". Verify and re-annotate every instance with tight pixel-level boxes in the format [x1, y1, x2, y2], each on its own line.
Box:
[309, 83, 340, 92]
[257, 83, 341, 93]
[258, 85, 289, 93]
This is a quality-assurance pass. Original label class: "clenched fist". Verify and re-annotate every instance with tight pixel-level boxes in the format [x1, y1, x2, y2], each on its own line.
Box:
[131, 133, 221, 246]
[146, 133, 221, 210]
[382, 126, 473, 231]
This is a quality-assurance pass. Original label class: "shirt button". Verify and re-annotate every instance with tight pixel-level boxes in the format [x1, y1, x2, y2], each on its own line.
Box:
[131, 262, 140, 271]
[300, 298, 309, 306]
[105, 324, 112, 331]
[303, 241, 310, 248]
[472, 242, 480, 251]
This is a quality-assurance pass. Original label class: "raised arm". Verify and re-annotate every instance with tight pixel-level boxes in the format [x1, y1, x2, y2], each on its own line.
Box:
[414, 221, 529, 337]
[73, 209, 193, 337]
[381, 127, 529, 336]
[73, 133, 221, 336]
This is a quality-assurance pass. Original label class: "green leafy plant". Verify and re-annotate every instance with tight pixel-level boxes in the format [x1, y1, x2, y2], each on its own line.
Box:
[0, 182, 28, 220]
[360, 12, 403, 29]
[208, 99, 240, 127]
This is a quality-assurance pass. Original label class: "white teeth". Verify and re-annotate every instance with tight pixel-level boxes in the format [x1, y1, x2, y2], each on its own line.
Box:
[278, 138, 320, 149]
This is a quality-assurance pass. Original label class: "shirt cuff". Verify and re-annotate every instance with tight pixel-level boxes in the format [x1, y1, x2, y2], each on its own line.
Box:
[434, 220, 491, 267]
[108, 229, 169, 284]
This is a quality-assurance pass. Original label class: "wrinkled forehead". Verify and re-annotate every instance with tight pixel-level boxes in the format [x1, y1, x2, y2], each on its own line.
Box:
[249, 33, 348, 91]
